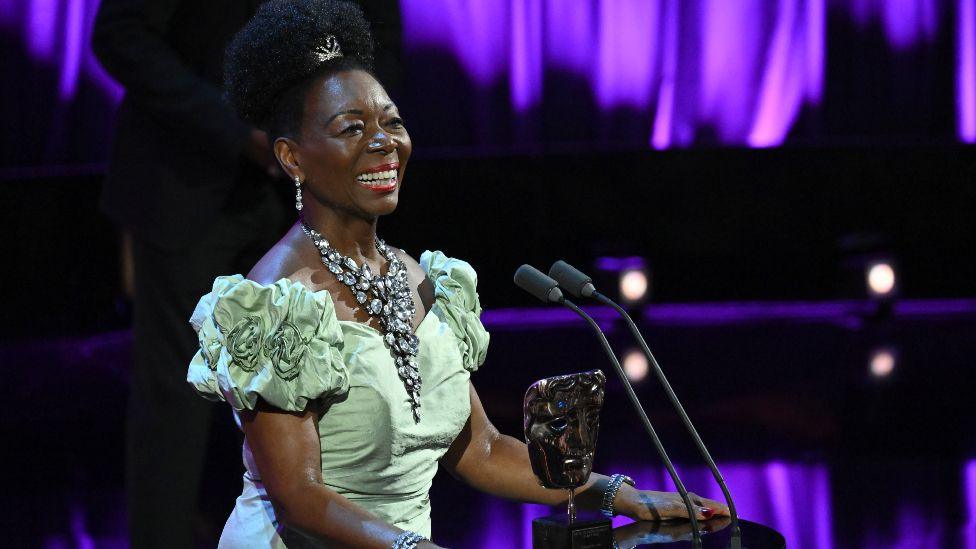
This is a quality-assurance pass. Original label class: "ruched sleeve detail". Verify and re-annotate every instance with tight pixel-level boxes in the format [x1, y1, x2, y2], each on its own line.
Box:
[420, 251, 490, 372]
[186, 275, 350, 412]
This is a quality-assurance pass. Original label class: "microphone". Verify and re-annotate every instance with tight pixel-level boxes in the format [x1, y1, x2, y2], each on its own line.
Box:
[514, 265, 703, 543]
[548, 260, 596, 297]
[549, 260, 740, 537]
[513, 264, 565, 304]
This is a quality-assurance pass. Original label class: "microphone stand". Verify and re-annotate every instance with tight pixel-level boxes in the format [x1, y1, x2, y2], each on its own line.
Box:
[560, 298, 703, 547]
[592, 291, 740, 540]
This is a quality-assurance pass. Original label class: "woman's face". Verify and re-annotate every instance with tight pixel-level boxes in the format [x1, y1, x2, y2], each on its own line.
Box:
[280, 69, 412, 220]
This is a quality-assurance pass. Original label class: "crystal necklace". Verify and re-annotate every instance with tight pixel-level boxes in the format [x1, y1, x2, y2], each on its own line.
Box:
[300, 221, 423, 422]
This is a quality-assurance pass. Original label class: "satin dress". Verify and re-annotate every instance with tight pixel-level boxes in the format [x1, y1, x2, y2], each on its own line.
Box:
[186, 251, 490, 547]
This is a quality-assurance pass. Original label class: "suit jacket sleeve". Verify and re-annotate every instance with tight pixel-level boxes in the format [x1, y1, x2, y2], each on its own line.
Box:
[92, 0, 250, 165]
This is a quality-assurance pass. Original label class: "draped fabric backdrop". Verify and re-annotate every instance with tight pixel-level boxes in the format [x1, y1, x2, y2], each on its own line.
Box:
[1, 0, 973, 169]
[401, 0, 974, 150]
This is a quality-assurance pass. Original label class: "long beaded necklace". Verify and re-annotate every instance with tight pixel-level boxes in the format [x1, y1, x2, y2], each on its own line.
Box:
[300, 221, 423, 422]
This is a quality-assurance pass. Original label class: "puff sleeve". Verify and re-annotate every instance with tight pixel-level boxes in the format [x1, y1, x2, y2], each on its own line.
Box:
[420, 251, 490, 372]
[186, 275, 350, 412]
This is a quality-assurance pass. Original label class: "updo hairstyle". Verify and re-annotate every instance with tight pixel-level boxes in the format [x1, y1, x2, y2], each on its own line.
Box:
[224, 0, 376, 139]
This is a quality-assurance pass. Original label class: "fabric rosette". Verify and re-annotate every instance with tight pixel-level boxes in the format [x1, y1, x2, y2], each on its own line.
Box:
[187, 275, 350, 412]
[225, 315, 266, 373]
[264, 320, 309, 381]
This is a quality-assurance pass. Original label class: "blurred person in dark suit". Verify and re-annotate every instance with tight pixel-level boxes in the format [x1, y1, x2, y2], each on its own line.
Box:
[91, 0, 290, 546]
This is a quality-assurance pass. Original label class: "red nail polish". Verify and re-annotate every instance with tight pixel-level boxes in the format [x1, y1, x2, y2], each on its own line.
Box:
[701, 507, 714, 519]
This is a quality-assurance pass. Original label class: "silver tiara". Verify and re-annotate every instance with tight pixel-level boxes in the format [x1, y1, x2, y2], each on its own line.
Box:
[312, 34, 343, 63]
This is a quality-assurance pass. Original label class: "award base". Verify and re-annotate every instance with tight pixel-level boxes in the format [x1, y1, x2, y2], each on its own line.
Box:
[531, 512, 612, 549]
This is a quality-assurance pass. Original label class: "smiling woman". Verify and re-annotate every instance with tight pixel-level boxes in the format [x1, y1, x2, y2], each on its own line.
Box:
[185, 1, 727, 548]
[277, 69, 411, 220]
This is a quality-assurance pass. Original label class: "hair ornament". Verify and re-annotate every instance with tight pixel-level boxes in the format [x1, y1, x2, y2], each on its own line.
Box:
[312, 34, 343, 63]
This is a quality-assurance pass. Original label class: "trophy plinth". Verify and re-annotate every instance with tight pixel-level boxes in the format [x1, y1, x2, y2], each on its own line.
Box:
[531, 511, 612, 549]
[524, 370, 612, 549]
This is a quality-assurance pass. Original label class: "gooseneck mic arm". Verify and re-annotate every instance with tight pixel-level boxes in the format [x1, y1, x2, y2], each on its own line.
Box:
[513, 265, 702, 543]
[549, 260, 740, 536]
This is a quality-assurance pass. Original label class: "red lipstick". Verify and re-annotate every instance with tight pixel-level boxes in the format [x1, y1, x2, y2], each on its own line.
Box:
[367, 180, 397, 194]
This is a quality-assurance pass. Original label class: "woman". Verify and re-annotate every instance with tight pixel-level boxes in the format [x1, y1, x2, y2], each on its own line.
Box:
[186, 2, 728, 547]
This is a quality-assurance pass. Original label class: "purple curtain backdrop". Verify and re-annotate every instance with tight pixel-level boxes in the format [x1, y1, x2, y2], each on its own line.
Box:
[1, 0, 974, 169]
[2, 0, 122, 101]
[960, 0, 976, 141]
[401, 0, 975, 148]
[967, 460, 976, 549]
[0, 0, 121, 171]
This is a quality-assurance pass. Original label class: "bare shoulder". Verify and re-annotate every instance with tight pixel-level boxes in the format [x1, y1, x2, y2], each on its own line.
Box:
[392, 246, 425, 277]
[247, 223, 332, 292]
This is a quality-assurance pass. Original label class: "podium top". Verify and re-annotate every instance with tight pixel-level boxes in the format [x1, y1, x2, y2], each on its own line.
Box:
[613, 518, 784, 548]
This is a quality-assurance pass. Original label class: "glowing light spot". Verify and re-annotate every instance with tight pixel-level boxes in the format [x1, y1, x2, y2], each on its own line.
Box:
[623, 348, 649, 382]
[619, 270, 648, 303]
[867, 262, 897, 297]
[870, 348, 896, 377]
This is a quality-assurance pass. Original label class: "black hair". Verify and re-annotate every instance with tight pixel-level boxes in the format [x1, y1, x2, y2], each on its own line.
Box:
[224, 0, 375, 138]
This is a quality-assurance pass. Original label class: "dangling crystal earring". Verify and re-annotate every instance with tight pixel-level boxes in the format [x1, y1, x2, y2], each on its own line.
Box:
[294, 176, 303, 211]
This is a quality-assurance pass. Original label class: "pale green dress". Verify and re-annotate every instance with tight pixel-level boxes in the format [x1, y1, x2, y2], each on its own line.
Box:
[186, 251, 490, 548]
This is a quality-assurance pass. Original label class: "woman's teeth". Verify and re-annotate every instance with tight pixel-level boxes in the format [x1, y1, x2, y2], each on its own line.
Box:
[356, 169, 398, 186]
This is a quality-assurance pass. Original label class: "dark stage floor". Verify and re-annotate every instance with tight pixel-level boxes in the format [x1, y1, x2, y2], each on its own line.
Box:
[5, 299, 975, 548]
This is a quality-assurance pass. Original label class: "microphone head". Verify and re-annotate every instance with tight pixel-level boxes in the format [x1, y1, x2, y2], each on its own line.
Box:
[549, 260, 596, 298]
[514, 265, 565, 304]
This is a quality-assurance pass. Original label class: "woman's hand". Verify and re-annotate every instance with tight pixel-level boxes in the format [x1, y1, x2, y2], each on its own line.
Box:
[615, 486, 730, 522]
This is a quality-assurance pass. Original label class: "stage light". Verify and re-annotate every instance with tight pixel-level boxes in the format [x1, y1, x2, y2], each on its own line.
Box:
[622, 348, 648, 382]
[836, 234, 900, 305]
[620, 269, 649, 303]
[866, 261, 897, 298]
[594, 256, 651, 307]
[869, 347, 896, 378]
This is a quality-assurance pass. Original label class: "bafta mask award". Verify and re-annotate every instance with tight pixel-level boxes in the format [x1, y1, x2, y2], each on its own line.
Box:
[524, 370, 613, 549]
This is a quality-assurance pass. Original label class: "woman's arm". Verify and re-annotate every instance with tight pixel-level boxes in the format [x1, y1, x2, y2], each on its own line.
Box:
[440, 383, 727, 522]
[241, 402, 444, 548]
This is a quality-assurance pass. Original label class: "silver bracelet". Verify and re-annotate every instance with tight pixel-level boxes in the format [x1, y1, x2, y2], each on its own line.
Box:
[600, 473, 636, 518]
[392, 530, 426, 549]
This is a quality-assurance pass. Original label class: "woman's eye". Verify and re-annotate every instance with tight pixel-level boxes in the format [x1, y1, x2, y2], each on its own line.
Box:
[341, 124, 364, 135]
[388, 117, 405, 128]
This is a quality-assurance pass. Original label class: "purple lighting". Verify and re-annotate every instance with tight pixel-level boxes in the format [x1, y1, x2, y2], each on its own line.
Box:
[59, 0, 84, 100]
[593, 461, 833, 549]
[543, 0, 593, 72]
[846, 0, 941, 50]
[749, 0, 825, 147]
[966, 460, 976, 549]
[699, 0, 764, 143]
[400, 0, 509, 86]
[650, 0, 677, 149]
[511, 0, 543, 111]
[401, 0, 976, 148]
[479, 298, 976, 330]
[806, 0, 826, 101]
[594, 256, 647, 272]
[766, 462, 801, 547]
[403, 0, 827, 148]
[27, 0, 58, 60]
[6, 0, 123, 103]
[596, 0, 659, 110]
[959, 0, 976, 142]
[520, 503, 549, 548]
[0, 0, 17, 26]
